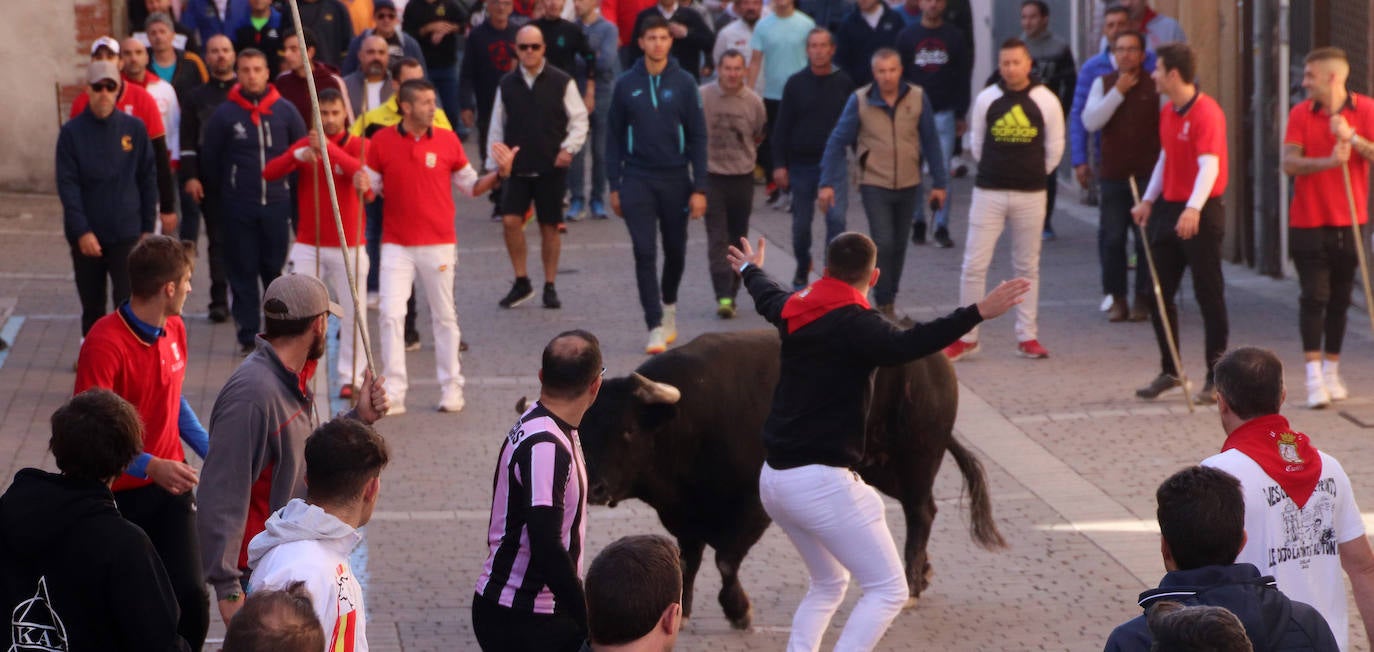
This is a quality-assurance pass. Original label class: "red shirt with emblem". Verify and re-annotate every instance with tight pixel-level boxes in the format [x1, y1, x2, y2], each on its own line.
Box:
[1159, 91, 1228, 202]
[367, 123, 471, 246]
[74, 312, 188, 492]
[70, 81, 167, 140]
[1285, 94, 1374, 228]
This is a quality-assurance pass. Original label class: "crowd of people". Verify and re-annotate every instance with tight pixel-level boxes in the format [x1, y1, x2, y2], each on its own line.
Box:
[16, 0, 1374, 649]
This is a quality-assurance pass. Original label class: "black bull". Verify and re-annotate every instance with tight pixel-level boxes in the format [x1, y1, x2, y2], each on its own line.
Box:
[572, 329, 1005, 628]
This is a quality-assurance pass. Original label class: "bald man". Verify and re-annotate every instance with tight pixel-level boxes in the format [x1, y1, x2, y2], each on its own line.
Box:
[345, 34, 393, 113]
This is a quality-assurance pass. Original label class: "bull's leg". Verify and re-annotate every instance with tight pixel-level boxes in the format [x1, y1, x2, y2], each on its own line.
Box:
[901, 492, 938, 607]
[678, 537, 706, 624]
[715, 547, 752, 630]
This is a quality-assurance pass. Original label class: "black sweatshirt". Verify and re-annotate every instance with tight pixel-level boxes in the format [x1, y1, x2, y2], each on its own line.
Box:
[460, 20, 519, 117]
[742, 266, 982, 470]
[772, 66, 855, 167]
[534, 17, 596, 83]
[178, 75, 235, 182]
[626, 5, 714, 81]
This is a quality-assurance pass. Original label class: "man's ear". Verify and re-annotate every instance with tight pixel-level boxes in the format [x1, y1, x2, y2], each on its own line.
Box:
[869, 267, 880, 288]
[660, 602, 682, 635]
[363, 475, 381, 503]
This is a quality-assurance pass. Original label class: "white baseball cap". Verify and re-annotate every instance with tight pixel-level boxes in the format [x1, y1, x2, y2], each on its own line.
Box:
[90, 36, 120, 56]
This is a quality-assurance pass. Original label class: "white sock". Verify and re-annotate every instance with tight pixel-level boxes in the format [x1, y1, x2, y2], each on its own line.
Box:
[664, 303, 676, 315]
[1323, 360, 1340, 376]
[1307, 361, 1323, 381]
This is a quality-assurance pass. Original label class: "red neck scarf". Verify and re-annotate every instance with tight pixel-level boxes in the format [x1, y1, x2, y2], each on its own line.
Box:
[228, 83, 283, 126]
[780, 276, 870, 334]
[1221, 414, 1323, 509]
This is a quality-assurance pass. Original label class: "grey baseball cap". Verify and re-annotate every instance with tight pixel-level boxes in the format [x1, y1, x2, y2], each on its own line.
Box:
[262, 274, 343, 320]
[87, 61, 120, 84]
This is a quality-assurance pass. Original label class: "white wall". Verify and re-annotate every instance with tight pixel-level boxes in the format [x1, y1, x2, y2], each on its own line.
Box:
[0, 2, 81, 192]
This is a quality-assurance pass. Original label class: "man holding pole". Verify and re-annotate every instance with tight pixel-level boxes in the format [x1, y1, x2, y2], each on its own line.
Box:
[1130, 42, 1228, 405]
[1282, 47, 1374, 409]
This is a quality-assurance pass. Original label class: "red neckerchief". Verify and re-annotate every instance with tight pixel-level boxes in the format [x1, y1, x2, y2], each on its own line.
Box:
[228, 83, 283, 126]
[780, 276, 870, 334]
[297, 358, 319, 397]
[1221, 414, 1323, 509]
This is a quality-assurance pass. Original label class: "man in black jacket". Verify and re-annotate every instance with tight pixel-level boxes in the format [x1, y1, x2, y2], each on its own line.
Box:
[0, 389, 188, 651]
[179, 35, 235, 323]
[1104, 465, 1338, 651]
[626, 0, 715, 81]
[728, 232, 1026, 651]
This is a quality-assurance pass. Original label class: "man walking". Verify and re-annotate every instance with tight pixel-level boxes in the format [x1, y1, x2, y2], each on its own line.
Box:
[1018, 0, 1074, 241]
[179, 35, 236, 323]
[773, 28, 854, 290]
[711, 0, 761, 87]
[458, 0, 518, 172]
[818, 48, 948, 322]
[945, 38, 1063, 361]
[121, 37, 182, 234]
[833, 0, 904, 89]
[606, 16, 708, 354]
[403, 0, 470, 116]
[567, 0, 620, 220]
[1130, 43, 1228, 403]
[233, 0, 286, 75]
[627, 0, 715, 82]
[701, 49, 765, 318]
[1282, 47, 1374, 408]
[488, 25, 589, 310]
[747, 0, 812, 206]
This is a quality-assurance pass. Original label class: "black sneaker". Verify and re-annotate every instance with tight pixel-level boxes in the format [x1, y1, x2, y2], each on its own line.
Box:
[543, 283, 561, 309]
[404, 331, 421, 351]
[933, 227, 954, 248]
[208, 304, 230, 323]
[791, 270, 808, 291]
[1136, 374, 1182, 399]
[499, 278, 535, 308]
[911, 221, 927, 245]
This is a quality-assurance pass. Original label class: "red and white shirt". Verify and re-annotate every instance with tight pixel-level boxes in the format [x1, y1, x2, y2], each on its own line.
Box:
[364, 123, 480, 246]
[1157, 91, 1228, 204]
[1285, 94, 1374, 228]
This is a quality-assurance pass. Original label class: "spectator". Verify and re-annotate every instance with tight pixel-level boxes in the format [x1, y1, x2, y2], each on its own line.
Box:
[1018, 0, 1074, 241]
[233, 0, 286, 75]
[352, 59, 456, 136]
[342, 0, 426, 75]
[198, 274, 389, 626]
[747, 0, 811, 207]
[178, 34, 236, 324]
[833, 0, 903, 88]
[773, 27, 853, 290]
[603, 0, 657, 69]
[628, 0, 715, 82]
[247, 418, 390, 652]
[894, 0, 920, 26]
[276, 28, 355, 123]
[701, 49, 765, 318]
[221, 582, 325, 652]
[584, 535, 683, 651]
[473, 330, 603, 651]
[344, 34, 394, 112]
[403, 0, 471, 116]
[146, 12, 209, 101]
[1109, 0, 1186, 52]
[182, 0, 251, 49]
[535, 0, 597, 86]
[292, 0, 355, 67]
[121, 36, 183, 235]
[58, 61, 158, 338]
[1201, 347, 1374, 650]
[1103, 465, 1338, 651]
[341, 0, 376, 36]
[459, 0, 518, 173]
[73, 235, 209, 649]
[567, 0, 620, 221]
[0, 390, 188, 652]
[711, 0, 761, 92]
[131, 0, 200, 50]
[201, 48, 308, 354]
[1144, 603, 1255, 652]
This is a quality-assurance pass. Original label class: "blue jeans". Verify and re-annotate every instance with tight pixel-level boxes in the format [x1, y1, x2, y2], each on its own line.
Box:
[221, 198, 291, 346]
[790, 163, 847, 281]
[620, 173, 692, 329]
[912, 110, 956, 230]
[568, 93, 611, 205]
[429, 63, 466, 138]
[861, 184, 919, 306]
[1098, 177, 1150, 298]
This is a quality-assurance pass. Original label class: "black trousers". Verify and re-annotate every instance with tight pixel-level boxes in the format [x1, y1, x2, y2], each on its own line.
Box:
[471, 593, 584, 652]
[1044, 172, 1058, 231]
[760, 99, 780, 181]
[180, 187, 229, 310]
[1291, 225, 1360, 354]
[116, 483, 210, 651]
[72, 238, 137, 336]
[705, 173, 754, 300]
[1147, 198, 1229, 382]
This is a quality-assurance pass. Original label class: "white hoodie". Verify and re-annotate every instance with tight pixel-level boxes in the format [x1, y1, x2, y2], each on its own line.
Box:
[247, 498, 367, 652]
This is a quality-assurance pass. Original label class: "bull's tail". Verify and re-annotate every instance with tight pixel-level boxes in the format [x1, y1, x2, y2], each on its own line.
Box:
[948, 437, 1007, 550]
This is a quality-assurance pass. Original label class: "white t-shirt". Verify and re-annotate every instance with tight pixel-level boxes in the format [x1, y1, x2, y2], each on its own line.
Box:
[712, 19, 764, 93]
[365, 80, 385, 112]
[1203, 449, 1366, 650]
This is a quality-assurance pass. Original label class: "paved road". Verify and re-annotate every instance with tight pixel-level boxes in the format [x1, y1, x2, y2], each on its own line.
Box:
[3, 161, 1374, 651]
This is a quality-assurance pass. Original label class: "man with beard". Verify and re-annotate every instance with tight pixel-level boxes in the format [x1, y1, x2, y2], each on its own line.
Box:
[198, 274, 390, 627]
[342, 0, 427, 75]
[344, 34, 394, 113]
[179, 35, 236, 323]
[712, 0, 762, 88]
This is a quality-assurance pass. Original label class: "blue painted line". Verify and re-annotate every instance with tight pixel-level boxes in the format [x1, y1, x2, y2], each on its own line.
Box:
[0, 316, 25, 370]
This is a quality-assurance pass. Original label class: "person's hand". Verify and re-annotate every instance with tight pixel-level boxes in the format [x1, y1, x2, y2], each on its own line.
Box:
[688, 192, 706, 219]
[1074, 164, 1091, 189]
[1332, 140, 1352, 165]
[355, 368, 390, 424]
[1114, 70, 1138, 94]
[146, 457, 199, 495]
[817, 186, 835, 213]
[583, 92, 595, 113]
[429, 29, 446, 45]
[218, 596, 244, 627]
[1130, 200, 1152, 226]
[308, 128, 326, 153]
[773, 168, 789, 190]
[555, 148, 573, 168]
[669, 22, 688, 39]
[955, 118, 967, 137]
[160, 212, 178, 235]
[491, 143, 519, 176]
[610, 191, 622, 217]
[726, 236, 766, 272]
[353, 169, 371, 195]
[77, 232, 102, 257]
[297, 145, 318, 164]
[928, 188, 947, 211]
[1175, 207, 1201, 240]
[184, 178, 205, 203]
[975, 278, 1031, 319]
[1332, 114, 1356, 141]
[460, 109, 475, 128]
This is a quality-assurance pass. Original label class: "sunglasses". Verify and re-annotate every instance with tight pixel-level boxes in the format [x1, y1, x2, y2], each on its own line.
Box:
[376, 11, 397, 18]
[90, 81, 119, 93]
[517, 43, 543, 51]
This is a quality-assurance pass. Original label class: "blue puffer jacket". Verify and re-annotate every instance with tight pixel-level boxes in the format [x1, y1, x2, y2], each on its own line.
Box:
[200, 84, 306, 207]
[605, 57, 709, 193]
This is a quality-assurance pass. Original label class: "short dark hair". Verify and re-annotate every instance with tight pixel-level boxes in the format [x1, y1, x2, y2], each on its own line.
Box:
[1021, 0, 1048, 17]
[586, 535, 681, 645]
[397, 78, 435, 107]
[806, 27, 833, 47]
[1113, 30, 1146, 52]
[304, 418, 390, 505]
[390, 56, 423, 80]
[1213, 347, 1284, 420]
[222, 581, 326, 652]
[1305, 46, 1349, 66]
[1146, 602, 1254, 652]
[1156, 466, 1245, 570]
[1103, 5, 1131, 20]
[263, 312, 319, 340]
[717, 48, 745, 67]
[541, 330, 603, 400]
[317, 87, 345, 107]
[237, 48, 268, 66]
[128, 234, 192, 299]
[638, 14, 671, 39]
[284, 27, 320, 52]
[1000, 37, 1031, 56]
[1156, 42, 1196, 84]
[50, 389, 144, 484]
[825, 232, 878, 284]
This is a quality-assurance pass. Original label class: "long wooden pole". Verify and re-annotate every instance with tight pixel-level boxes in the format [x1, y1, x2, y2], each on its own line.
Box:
[1132, 177, 1195, 413]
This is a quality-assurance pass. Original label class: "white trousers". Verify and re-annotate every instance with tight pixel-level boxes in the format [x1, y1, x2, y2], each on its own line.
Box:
[759, 463, 908, 652]
[288, 243, 370, 389]
[378, 243, 463, 406]
[959, 188, 1046, 343]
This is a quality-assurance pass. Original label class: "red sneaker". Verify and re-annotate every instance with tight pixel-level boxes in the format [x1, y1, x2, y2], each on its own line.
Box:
[1017, 339, 1049, 359]
[944, 339, 979, 361]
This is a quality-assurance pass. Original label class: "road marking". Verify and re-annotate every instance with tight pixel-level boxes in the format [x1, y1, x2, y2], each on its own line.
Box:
[0, 272, 72, 281]
[0, 316, 21, 370]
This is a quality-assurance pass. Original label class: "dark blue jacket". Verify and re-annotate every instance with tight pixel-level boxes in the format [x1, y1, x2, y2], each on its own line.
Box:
[200, 84, 307, 207]
[606, 57, 709, 193]
[181, 0, 250, 52]
[832, 4, 905, 88]
[1104, 564, 1338, 652]
[56, 108, 157, 246]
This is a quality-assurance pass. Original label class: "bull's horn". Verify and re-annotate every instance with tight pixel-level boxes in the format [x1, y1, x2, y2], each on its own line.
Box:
[515, 397, 529, 413]
[631, 373, 681, 405]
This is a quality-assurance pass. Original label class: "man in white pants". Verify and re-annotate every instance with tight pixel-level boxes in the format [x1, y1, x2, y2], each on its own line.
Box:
[361, 79, 510, 414]
[945, 37, 1063, 362]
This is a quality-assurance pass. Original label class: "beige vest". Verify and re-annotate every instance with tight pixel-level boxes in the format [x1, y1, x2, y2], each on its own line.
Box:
[854, 83, 925, 190]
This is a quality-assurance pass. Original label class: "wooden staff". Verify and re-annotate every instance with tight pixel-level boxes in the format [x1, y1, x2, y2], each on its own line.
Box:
[1131, 176, 1195, 413]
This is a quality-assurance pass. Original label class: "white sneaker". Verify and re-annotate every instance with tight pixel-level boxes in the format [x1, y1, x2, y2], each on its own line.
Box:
[367, 293, 379, 310]
[387, 403, 407, 416]
[1306, 377, 1331, 409]
[1326, 370, 1349, 401]
[662, 304, 678, 345]
[645, 327, 667, 354]
[437, 390, 465, 413]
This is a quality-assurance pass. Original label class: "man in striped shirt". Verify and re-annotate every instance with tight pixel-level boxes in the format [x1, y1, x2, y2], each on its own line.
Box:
[473, 330, 602, 651]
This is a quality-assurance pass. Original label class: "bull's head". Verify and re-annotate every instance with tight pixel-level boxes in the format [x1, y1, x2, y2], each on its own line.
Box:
[578, 372, 681, 507]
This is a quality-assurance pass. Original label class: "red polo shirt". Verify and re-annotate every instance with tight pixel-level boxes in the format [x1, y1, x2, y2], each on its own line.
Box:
[70, 81, 167, 140]
[1159, 92, 1228, 203]
[1285, 94, 1374, 228]
[263, 130, 371, 246]
[366, 123, 470, 246]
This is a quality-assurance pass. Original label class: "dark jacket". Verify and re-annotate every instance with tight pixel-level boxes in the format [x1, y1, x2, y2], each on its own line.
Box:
[161, 49, 210, 102]
[606, 57, 710, 193]
[232, 8, 286, 75]
[0, 469, 188, 651]
[56, 108, 157, 246]
[341, 28, 427, 76]
[773, 66, 855, 167]
[291, 0, 355, 67]
[459, 20, 519, 117]
[1104, 564, 1339, 652]
[742, 268, 981, 469]
[201, 83, 307, 206]
[895, 20, 971, 115]
[179, 75, 236, 182]
[832, 3, 904, 88]
[626, 5, 714, 81]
